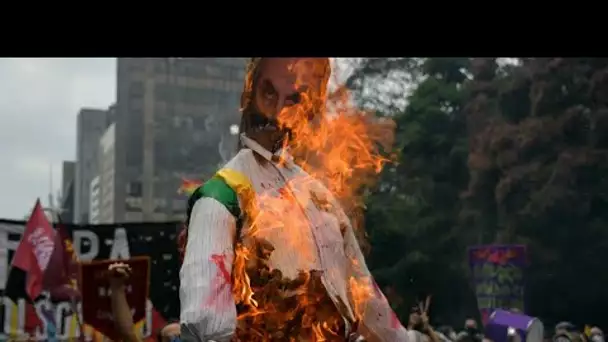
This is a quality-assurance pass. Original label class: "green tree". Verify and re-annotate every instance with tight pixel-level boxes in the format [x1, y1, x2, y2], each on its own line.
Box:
[462, 58, 608, 327]
[350, 58, 475, 324]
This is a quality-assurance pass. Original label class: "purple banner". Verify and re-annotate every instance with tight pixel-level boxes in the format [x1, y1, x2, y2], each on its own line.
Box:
[468, 245, 526, 324]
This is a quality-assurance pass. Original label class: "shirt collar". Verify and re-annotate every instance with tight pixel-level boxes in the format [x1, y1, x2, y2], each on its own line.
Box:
[240, 133, 294, 167]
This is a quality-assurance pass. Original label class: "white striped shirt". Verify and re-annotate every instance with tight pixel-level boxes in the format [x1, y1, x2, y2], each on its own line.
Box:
[179, 134, 409, 342]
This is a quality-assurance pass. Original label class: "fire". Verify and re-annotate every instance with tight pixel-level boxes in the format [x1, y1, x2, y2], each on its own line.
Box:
[349, 276, 375, 322]
[229, 59, 396, 341]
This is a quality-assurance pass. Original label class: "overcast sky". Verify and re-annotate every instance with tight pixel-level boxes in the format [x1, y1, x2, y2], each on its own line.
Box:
[0, 58, 355, 221]
[0, 58, 116, 220]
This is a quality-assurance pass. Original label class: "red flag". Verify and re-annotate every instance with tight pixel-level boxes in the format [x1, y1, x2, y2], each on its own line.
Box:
[23, 302, 42, 336]
[10, 199, 55, 301]
[42, 223, 84, 341]
[44, 224, 80, 302]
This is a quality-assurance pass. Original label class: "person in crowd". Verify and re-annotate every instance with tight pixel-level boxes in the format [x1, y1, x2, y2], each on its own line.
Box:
[556, 322, 578, 336]
[553, 322, 585, 342]
[157, 320, 182, 342]
[456, 319, 482, 342]
[408, 329, 426, 342]
[108, 262, 181, 342]
[507, 327, 522, 342]
[436, 326, 456, 342]
[590, 327, 604, 342]
[180, 58, 408, 341]
[435, 332, 451, 342]
[407, 306, 441, 342]
[554, 333, 586, 342]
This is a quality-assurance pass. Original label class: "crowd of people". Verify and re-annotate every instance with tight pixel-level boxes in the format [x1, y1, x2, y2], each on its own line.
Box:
[107, 260, 606, 342]
[403, 313, 605, 342]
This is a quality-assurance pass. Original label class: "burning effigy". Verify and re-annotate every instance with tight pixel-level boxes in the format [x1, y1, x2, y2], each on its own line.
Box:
[180, 58, 406, 341]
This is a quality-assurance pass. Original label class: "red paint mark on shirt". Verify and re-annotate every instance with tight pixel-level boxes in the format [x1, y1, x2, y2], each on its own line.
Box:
[390, 310, 401, 329]
[204, 254, 232, 308]
[212, 254, 231, 284]
[372, 280, 402, 330]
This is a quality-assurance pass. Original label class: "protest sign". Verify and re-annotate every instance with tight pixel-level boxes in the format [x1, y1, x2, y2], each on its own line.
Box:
[79, 257, 150, 340]
[468, 244, 526, 324]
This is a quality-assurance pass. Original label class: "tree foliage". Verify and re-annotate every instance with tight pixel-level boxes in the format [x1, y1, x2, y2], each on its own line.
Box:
[348, 57, 608, 328]
[463, 58, 608, 327]
[349, 58, 474, 323]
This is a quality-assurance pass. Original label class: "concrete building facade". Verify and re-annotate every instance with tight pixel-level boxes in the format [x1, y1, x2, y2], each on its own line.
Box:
[97, 123, 117, 223]
[112, 58, 246, 223]
[89, 176, 101, 224]
[73, 108, 109, 224]
[61, 161, 75, 196]
[60, 161, 75, 223]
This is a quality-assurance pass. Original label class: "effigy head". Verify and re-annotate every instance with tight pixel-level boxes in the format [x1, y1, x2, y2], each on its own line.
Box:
[239, 57, 331, 136]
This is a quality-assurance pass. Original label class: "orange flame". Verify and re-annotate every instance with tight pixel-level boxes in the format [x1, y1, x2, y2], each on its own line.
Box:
[231, 59, 395, 341]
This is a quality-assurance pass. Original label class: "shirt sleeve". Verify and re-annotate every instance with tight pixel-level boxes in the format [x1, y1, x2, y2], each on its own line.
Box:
[343, 223, 409, 342]
[180, 197, 237, 342]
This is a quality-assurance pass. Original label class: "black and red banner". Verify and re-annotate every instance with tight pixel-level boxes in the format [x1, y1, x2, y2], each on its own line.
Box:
[0, 219, 182, 341]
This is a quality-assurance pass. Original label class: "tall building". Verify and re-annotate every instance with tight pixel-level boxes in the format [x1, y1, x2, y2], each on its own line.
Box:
[105, 58, 246, 223]
[73, 108, 110, 224]
[107, 103, 117, 125]
[60, 161, 75, 223]
[61, 161, 75, 194]
[97, 123, 116, 223]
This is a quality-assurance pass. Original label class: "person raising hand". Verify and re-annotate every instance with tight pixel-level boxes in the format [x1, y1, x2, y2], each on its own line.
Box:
[108, 262, 181, 342]
[108, 262, 139, 342]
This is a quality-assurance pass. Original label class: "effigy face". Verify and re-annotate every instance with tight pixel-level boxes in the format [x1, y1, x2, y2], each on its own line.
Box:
[244, 58, 330, 133]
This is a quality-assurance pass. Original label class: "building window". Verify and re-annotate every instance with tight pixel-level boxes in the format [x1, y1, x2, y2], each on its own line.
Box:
[172, 116, 182, 129]
[204, 115, 216, 131]
[193, 117, 207, 130]
[192, 130, 203, 143]
[127, 181, 142, 197]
